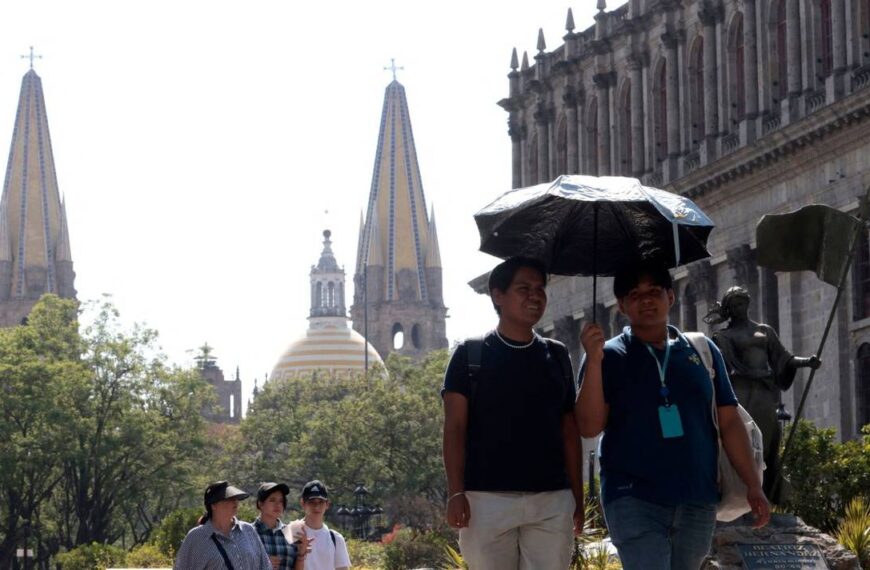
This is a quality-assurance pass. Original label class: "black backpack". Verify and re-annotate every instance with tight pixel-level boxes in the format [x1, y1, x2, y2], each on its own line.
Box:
[464, 335, 574, 404]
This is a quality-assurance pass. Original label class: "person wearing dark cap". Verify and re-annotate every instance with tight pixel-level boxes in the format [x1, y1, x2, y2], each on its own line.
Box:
[174, 481, 271, 570]
[253, 482, 312, 570]
[288, 480, 350, 570]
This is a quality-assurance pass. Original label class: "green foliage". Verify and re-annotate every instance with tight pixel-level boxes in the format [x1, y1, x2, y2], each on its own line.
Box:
[382, 527, 449, 570]
[835, 497, 870, 569]
[345, 538, 387, 569]
[0, 295, 215, 566]
[226, 351, 449, 527]
[125, 543, 174, 567]
[782, 421, 870, 531]
[149, 507, 202, 557]
[55, 542, 127, 570]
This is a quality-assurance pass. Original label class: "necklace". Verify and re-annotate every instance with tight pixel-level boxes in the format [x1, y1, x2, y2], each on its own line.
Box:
[494, 328, 537, 349]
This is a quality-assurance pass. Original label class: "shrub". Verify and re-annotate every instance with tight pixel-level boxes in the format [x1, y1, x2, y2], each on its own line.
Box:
[383, 528, 449, 570]
[55, 543, 127, 570]
[149, 506, 202, 557]
[345, 538, 386, 569]
[125, 543, 173, 567]
[782, 422, 870, 531]
[836, 497, 870, 569]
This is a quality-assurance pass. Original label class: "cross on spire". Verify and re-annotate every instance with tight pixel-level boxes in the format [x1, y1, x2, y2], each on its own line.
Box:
[384, 58, 404, 81]
[20, 46, 42, 70]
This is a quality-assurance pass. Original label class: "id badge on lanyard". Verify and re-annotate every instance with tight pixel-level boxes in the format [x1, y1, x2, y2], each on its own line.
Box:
[646, 341, 684, 439]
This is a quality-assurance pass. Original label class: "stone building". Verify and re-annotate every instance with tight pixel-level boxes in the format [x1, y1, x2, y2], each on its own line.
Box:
[494, 0, 870, 437]
[271, 230, 383, 381]
[197, 344, 243, 424]
[350, 77, 448, 359]
[0, 68, 76, 326]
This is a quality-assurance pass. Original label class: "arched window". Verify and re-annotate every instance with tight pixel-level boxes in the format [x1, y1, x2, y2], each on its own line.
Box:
[327, 281, 335, 308]
[775, 0, 788, 102]
[819, 0, 833, 78]
[411, 324, 422, 349]
[655, 62, 668, 162]
[620, 81, 632, 175]
[853, 227, 870, 321]
[689, 36, 705, 149]
[731, 14, 746, 126]
[527, 134, 539, 184]
[586, 97, 599, 176]
[392, 323, 405, 350]
[315, 282, 323, 308]
[856, 344, 870, 428]
[556, 118, 568, 175]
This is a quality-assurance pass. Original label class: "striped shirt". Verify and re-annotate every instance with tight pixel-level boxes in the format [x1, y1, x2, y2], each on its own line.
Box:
[173, 518, 271, 570]
[253, 518, 298, 570]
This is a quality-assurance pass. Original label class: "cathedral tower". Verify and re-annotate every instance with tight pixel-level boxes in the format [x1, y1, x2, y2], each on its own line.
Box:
[351, 78, 447, 359]
[0, 68, 76, 326]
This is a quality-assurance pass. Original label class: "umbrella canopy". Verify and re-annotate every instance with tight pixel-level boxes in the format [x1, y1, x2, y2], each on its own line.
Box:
[474, 175, 714, 276]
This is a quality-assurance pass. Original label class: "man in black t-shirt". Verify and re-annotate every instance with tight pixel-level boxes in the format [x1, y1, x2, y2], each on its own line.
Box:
[442, 257, 583, 570]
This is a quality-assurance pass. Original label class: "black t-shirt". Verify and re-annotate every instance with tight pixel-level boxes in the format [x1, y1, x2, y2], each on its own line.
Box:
[441, 331, 576, 492]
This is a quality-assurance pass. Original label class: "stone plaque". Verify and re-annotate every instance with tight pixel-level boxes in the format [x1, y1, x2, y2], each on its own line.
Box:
[738, 543, 829, 569]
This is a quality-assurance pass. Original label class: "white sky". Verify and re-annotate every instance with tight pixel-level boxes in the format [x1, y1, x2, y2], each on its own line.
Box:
[0, 0, 605, 406]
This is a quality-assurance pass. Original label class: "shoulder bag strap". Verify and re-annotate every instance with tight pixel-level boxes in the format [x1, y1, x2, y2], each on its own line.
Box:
[210, 533, 235, 570]
[465, 336, 486, 406]
[683, 332, 720, 434]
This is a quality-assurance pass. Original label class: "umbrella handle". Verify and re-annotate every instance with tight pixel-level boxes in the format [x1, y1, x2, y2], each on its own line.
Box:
[593, 203, 599, 323]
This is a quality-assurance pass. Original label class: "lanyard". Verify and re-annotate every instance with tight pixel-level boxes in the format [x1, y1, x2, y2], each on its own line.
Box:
[645, 341, 672, 404]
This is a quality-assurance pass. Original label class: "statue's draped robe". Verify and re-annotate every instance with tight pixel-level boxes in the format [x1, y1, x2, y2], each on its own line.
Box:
[713, 324, 795, 502]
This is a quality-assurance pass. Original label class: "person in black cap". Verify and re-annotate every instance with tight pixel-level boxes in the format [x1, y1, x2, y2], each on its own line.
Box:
[253, 482, 312, 570]
[174, 480, 271, 570]
[288, 480, 350, 570]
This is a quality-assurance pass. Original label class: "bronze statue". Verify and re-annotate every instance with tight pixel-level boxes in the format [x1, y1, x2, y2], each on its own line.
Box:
[704, 286, 820, 502]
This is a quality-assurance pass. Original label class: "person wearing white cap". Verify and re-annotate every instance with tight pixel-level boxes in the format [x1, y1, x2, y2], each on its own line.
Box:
[174, 480, 271, 570]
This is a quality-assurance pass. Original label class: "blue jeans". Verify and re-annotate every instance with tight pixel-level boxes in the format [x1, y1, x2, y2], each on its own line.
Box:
[603, 496, 716, 570]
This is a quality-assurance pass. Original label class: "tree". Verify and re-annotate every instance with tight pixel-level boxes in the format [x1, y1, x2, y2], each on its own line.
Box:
[225, 351, 448, 528]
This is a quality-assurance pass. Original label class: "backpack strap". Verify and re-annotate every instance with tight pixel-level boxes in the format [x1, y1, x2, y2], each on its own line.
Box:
[210, 533, 236, 570]
[330, 529, 336, 546]
[464, 336, 486, 405]
[683, 332, 720, 434]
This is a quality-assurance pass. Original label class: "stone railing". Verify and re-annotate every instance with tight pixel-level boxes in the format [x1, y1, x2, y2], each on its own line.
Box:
[806, 89, 826, 113]
[683, 151, 701, 173]
[646, 171, 663, 187]
[722, 132, 740, 153]
[853, 65, 870, 91]
[763, 113, 782, 134]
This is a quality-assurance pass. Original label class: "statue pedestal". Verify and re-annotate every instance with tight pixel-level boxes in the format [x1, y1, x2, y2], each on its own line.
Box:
[703, 513, 859, 569]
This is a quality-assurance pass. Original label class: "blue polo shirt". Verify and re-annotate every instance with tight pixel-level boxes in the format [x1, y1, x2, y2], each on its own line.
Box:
[579, 325, 737, 506]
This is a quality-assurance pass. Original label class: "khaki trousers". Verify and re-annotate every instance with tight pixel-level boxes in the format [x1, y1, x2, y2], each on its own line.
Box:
[459, 489, 575, 570]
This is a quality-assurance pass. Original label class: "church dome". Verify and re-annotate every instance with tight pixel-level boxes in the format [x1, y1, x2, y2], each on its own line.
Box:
[270, 319, 384, 381]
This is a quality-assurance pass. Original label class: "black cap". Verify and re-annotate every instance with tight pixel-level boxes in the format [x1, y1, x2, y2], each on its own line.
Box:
[204, 481, 249, 507]
[257, 482, 290, 503]
[301, 480, 329, 501]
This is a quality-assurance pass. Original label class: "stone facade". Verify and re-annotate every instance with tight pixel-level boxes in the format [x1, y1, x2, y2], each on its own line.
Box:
[498, 0, 870, 438]
[200, 359, 243, 424]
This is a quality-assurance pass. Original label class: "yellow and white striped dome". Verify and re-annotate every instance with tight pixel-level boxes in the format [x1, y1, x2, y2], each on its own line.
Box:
[270, 320, 384, 382]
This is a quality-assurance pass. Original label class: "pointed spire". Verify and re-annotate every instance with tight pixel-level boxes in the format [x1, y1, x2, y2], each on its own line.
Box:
[510, 48, 519, 71]
[536, 28, 546, 53]
[521, 51, 530, 71]
[366, 208, 384, 267]
[566, 8, 575, 32]
[597, 0, 607, 11]
[56, 197, 73, 262]
[355, 210, 366, 273]
[317, 229, 339, 271]
[0, 198, 11, 262]
[425, 207, 442, 269]
[235, 365, 240, 381]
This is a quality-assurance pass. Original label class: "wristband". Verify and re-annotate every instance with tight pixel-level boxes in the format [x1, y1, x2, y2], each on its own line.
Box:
[447, 491, 465, 503]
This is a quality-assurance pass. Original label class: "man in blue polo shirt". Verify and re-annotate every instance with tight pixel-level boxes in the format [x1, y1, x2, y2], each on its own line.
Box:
[442, 256, 582, 570]
[576, 262, 770, 570]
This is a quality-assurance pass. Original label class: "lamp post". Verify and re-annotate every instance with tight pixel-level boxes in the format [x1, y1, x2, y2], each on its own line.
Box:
[340, 483, 382, 540]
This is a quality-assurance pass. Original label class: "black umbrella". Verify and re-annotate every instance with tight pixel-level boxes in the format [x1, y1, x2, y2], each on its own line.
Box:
[474, 175, 715, 321]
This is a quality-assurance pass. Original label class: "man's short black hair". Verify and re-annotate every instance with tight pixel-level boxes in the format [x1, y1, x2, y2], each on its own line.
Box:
[488, 257, 548, 314]
[613, 261, 673, 299]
